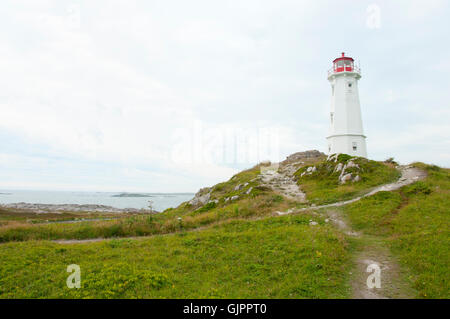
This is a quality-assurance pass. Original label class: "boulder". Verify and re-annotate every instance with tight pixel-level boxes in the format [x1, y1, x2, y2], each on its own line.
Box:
[284, 150, 325, 163]
[334, 162, 343, 173]
[340, 173, 353, 184]
[346, 161, 359, 169]
[189, 187, 211, 206]
[327, 153, 339, 162]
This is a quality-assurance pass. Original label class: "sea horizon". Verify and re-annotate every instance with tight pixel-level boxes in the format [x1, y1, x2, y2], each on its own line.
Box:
[0, 189, 195, 211]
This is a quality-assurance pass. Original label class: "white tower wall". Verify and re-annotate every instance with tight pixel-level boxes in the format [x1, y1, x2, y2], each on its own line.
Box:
[327, 58, 367, 158]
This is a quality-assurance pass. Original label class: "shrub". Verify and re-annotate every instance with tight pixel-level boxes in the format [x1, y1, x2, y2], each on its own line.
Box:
[403, 181, 432, 195]
[271, 195, 284, 203]
[195, 201, 217, 214]
[337, 154, 352, 162]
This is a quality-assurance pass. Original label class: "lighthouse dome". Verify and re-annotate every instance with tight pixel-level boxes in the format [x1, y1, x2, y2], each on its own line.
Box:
[328, 52, 360, 77]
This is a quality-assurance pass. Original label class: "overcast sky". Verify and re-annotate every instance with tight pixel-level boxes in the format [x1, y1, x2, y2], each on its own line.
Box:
[0, 0, 449, 192]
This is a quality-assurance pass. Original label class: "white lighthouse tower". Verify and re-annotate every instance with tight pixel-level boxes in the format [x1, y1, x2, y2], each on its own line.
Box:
[327, 52, 367, 158]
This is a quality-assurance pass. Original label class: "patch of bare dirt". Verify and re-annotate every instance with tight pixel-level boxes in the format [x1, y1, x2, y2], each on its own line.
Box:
[259, 163, 306, 201]
[351, 237, 416, 299]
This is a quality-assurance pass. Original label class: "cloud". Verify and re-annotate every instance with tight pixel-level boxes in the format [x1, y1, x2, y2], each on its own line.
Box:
[0, 0, 449, 192]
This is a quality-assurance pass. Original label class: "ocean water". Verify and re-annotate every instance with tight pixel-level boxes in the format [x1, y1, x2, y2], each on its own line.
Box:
[0, 190, 194, 212]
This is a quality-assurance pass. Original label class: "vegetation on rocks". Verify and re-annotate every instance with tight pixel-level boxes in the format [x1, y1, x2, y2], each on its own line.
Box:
[294, 154, 400, 205]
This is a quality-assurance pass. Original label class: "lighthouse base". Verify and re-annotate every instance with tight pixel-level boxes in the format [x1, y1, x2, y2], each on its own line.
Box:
[327, 134, 367, 158]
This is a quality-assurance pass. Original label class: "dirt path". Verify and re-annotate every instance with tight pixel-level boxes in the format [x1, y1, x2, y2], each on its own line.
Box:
[273, 165, 425, 299]
[276, 165, 426, 215]
[320, 166, 424, 299]
[259, 163, 306, 201]
[320, 208, 416, 299]
[352, 238, 417, 299]
[50, 165, 425, 298]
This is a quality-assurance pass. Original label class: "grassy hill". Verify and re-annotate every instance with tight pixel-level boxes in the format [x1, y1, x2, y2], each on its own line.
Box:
[0, 152, 448, 298]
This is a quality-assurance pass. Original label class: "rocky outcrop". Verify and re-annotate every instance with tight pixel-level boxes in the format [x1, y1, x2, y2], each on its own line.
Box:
[337, 160, 361, 184]
[283, 150, 325, 164]
[259, 163, 307, 202]
[188, 187, 211, 207]
[224, 195, 240, 202]
[339, 173, 353, 184]
[298, 154, 364, 184]
[300, 165, 317, 177]
[234, 182, 249, 191]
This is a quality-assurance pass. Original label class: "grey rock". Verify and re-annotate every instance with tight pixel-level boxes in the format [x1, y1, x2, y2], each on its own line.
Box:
[334, 163, 343, 173]
[346, 161, 359, 169]
[327, 153, 339, 162]
[340, 173, 353, 184]
[189, 188, 211, 206]
[283, 150, 325, 163]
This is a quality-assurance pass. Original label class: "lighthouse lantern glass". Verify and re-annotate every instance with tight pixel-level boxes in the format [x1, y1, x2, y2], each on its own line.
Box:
[334, 59, 354, 73]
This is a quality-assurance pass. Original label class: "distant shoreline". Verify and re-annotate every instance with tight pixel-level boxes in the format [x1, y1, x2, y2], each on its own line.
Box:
[0, 202, 154, 213]
[0, 191, 194, 212]
[111, 192, 194, 198]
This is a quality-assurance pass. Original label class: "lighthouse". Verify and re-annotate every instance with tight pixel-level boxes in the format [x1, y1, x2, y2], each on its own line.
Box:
[327, 52, 367, 158]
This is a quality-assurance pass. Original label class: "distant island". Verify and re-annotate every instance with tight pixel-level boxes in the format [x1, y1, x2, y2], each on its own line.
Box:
[112, 193, 194, 198]
[112, 193, 153, 198]
[0, 192, 11, 195]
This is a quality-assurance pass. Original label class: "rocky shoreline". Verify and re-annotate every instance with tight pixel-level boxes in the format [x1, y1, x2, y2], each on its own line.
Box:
[0, 202, 154, 214]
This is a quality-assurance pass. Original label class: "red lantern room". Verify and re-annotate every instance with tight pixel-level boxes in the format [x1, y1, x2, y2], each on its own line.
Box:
[328, 52, 360, 77]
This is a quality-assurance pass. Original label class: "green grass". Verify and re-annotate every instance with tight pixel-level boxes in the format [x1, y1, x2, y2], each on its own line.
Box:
[0, 163, 295, 243]
[0, 156, 447, 299]
[295, 155, 400, 205]
[0, 208, 128, 224]
[0, 192, 293, 243]
[0, 214, 352, 298]
[341, 163, 450, 298]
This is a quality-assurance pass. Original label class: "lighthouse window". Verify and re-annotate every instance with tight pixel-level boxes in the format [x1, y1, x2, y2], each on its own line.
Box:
[330, 112, 334, 124]
[352, 142, 357, 151]
[348, 83, 352, 88]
